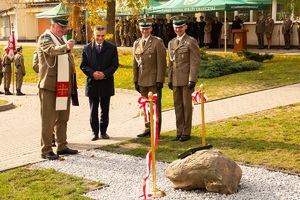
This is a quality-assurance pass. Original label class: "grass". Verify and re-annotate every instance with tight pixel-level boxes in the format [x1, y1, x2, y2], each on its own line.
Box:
[0, 167, 103, 199]
[0, 100, 8, 106]
[0, 44, 299, 198]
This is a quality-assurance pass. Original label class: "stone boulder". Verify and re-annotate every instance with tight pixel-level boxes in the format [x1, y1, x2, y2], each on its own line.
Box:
[165, 149, 242, 194]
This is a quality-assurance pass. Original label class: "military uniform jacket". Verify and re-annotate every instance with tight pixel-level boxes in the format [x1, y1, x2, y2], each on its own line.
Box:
[2, 53, 13, 73]
[256, 19, 265, 33]
[14, 53, 26, 75]
[282, 19, 293, 34]
[80, 40, 119, 97]
[37, 30, 74, 94]
[168, 34, 200, 86]
[265, 18, 274, 33]
[133, 35, 166, 87]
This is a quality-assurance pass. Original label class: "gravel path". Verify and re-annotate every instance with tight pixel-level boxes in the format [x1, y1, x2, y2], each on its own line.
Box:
[34, 149, 300, 200]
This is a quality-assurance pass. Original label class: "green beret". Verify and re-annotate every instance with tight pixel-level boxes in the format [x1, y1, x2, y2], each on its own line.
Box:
[170, 15, 188, 27]
[51, 17, 69, 27]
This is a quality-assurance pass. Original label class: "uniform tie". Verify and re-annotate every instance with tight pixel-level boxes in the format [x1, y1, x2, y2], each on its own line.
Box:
[142, 40, 146, 48]
[176, 39, 180, 46]
[97, 44, 101, 54]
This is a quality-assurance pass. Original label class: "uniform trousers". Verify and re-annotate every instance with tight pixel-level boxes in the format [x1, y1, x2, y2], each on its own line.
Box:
[284, 33, 291, 48]
[3, 72, 11, 89]
[39, 89, 69, 154]
[89, 96, 111, 136]
[173, 86, 194, 136]
[140, 85, 162, 134]
[256, 33, 264, 48]
[15, 72, 23, 89]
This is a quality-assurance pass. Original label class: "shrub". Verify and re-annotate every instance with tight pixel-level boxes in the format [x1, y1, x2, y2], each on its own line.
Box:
[199, 53, 261, 78]
[237, 50, 274, 62]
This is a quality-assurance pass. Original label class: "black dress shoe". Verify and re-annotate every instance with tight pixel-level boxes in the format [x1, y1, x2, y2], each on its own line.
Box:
[179, 135, 191, 142]
[0, 91, 4, 94]
[137, 131, 150, 137]
[91, 135, 99, 141]
[57, 147, 78, 155]
[171, 135, 181, 141]
[41, 151, 59, 160]
[101, 133, 110, 139]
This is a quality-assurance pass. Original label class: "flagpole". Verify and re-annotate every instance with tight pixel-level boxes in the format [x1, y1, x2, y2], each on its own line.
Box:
[11, 23, 15, 94]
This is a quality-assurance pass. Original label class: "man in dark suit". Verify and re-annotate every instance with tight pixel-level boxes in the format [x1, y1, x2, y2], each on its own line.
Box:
[198, 16, 206, 47]
[80, 25, 119, 141]
[231, 15, 243, 44]
[168, 15, 200, 142]
[211, 16, 222, 48]
[133, 17, 166, 137]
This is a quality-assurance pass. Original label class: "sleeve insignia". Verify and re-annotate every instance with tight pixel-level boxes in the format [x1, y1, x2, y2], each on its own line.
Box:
[43, 36, 51, 42]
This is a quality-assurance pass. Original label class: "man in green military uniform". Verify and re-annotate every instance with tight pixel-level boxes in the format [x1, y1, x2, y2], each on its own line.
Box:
[133, 17, 166, 137]
[2, 46, 13, 95]
[14, 46, 26, 95]
[37, 16, 78, 160]
[168, 15, 200, 142]
[282, 15, 293, 50]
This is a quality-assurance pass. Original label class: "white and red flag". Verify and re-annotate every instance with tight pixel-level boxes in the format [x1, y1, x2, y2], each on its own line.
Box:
[2, 31, 16, 65]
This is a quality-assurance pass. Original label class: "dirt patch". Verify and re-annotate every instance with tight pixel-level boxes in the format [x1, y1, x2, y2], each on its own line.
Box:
[118, 143, 143, 151]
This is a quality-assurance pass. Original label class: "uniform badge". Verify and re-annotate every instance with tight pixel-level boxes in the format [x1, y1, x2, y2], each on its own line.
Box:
[43, 36, 51, 42]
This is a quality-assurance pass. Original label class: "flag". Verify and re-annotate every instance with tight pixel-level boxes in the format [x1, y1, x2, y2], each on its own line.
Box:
[2, 31, 16, 65]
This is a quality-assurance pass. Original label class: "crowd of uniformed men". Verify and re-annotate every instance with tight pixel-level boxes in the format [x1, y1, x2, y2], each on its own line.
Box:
[114, 16, 224, 48]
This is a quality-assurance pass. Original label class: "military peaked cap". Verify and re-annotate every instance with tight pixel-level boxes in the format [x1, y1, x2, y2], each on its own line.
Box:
[138, 17, 153, 28]
[51, 16, 69, 27]
[16, 46, 23, 51]
[170, 15, 188, 27]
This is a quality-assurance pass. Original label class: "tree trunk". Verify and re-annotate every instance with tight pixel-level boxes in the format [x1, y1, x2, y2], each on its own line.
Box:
[106, 0, 116, 44]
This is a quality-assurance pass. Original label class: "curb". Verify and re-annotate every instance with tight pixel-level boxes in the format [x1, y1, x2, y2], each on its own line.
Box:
[0, 101, 14, 112]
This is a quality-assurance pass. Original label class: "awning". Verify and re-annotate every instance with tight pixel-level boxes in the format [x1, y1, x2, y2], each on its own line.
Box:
[35, 3, 70, 18]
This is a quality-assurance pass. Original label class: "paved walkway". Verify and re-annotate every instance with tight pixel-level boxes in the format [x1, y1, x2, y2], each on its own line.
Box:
[0, 82, 300, 172]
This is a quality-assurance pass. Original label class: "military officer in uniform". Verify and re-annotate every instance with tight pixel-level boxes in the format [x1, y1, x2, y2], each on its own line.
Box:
[0, 56, 3, 94]
[37, 16, 78, 160]
[14, 46, 26, 95]
[256, 14, 265, 49]
[133, 17, 166, 137]
[168, 15, 200, 142]
[2, 47, 13, 95]
[297, 21, 300, 49]
[282, 15, 293, 49]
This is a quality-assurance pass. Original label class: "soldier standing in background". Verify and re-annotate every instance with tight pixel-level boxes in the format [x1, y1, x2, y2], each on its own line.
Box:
[297, 21, 300, 49]
[115, 19, 121, 47]
[14, 46, 26, 96]
[2, 47, 13, 95]
[0, 57, 3, 94]
[282, 15, 293, 50]
[256, 14, 265, 49]
[265, 14, 274, 50]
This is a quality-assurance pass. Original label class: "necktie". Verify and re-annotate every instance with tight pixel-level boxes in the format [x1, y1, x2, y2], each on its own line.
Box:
[97, 44, 101, 54]
[176, 39, 180, 46]
[142, 40, 146, 48]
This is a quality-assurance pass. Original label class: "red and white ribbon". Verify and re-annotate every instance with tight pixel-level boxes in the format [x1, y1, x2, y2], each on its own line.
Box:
[192, 90, 209, 109]
[137, 94, 159, 199]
